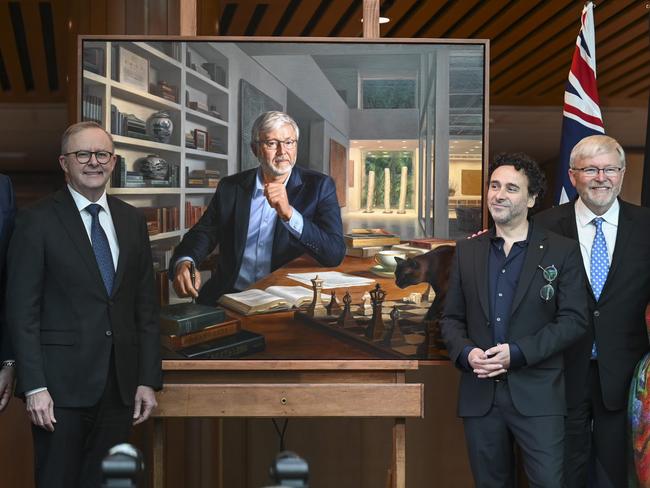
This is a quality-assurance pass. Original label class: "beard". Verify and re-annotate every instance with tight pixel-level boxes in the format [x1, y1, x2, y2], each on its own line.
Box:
[259, 155, 294, 178]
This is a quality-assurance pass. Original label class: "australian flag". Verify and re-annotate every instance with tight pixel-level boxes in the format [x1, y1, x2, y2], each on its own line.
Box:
[556, 1, 604, 204]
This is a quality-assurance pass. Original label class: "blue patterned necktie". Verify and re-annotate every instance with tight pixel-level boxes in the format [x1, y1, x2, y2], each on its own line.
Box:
[590, 217, 609, 358]
[86, 204, 115, 294]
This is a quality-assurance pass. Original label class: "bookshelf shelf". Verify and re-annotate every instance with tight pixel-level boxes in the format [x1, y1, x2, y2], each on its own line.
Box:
[82, 40, 232, 287]
[185, 148, 227, 159]
[150, 231, 183, 241]
[112, 135, 181, 153]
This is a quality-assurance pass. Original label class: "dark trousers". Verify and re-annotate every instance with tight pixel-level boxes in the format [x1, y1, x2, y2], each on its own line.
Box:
[463, 381, 564, 488]
[564, 361, 628, 488]
[32, 358, 133, 488]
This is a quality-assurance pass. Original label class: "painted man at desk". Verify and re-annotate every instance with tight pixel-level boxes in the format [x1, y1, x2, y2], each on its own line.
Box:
[171, 111, 346, 304]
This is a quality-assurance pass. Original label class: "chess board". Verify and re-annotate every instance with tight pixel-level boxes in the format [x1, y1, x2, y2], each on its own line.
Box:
[294, 300, 449, 360]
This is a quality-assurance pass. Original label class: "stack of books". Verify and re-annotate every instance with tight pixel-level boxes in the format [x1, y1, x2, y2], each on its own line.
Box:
[185, 132, 196, 149]
[149, 80, 178, 103]
[344, 228, 401, 248]
[160, 303, 264, 359]
[186, 168, 220, 188]
[407, 238, 457, 250]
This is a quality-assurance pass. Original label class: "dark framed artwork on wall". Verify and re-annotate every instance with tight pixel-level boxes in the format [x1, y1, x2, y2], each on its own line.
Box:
[239, 79, 282, 172]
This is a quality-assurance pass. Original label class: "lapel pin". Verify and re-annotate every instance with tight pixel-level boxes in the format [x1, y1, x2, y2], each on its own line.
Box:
[539, 245, 544, 249]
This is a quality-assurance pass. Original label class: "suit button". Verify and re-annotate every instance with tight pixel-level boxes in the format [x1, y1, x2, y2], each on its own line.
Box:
[105, 330, 112, 337]
[593, 310, 600, 318]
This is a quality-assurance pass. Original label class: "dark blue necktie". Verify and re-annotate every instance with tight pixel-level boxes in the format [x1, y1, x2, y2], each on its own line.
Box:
[590, 217, 609, 359]
[86, 203, 115, 294]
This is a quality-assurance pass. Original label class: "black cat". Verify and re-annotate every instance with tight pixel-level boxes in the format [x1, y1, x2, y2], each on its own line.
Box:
[394, 245, 456, 320]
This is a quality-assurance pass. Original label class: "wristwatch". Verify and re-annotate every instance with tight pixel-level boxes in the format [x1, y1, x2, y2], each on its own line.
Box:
[1, 360, 16, 368]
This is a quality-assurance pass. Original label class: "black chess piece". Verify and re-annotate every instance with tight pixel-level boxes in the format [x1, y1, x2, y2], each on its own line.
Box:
[337, 291, 356, 328]
[326, 290, 341, 316]
[365, 284, 386, 340]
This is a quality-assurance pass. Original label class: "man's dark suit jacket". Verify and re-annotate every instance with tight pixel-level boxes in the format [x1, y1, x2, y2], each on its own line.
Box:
[0, 174, 15, 363]
[534, 200, 650, 410]
[6, 188, 162, 407]
[441, 223, 588, 417]
[171, 165, 346, 304]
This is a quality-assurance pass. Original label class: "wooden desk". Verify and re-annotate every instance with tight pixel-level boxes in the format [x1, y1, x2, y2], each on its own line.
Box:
[153, 256, 428, 488]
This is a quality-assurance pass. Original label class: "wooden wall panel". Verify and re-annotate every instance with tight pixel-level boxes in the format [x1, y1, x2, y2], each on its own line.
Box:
[149, 0, 169, 34]
[197, 0, 220, 35]
[125, 0, 147, 35]
[106, 0, 127, 34]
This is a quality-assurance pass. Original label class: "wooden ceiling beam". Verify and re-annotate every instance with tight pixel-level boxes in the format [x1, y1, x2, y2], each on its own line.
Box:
[491, 0, 636, 96]
[280, 0, 319, 37]
[219, 0, 255, 35]
[379, 0, 418, 38]
[20, 1, 49, 94]
[308, 0, 350, 37]
[327, 0, 362, 37]
[441, 0, 509, 39]
[384, 0, 445, 39]
[244, 0, 288, 36]
[414, 0, 482, 39]
[606, 64, 650, 97]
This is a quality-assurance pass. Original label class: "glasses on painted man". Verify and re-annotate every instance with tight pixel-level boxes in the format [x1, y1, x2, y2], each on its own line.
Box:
[570, 166, 624, 177]
[63, 150, 114, 165]
[257, 139, 297, 150]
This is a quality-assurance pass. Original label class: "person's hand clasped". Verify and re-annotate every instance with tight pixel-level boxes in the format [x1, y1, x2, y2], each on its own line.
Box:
[172, 260, 201, 298]
[468, 344, 511, 379]
[133, 386, 157, 426]
[264, 182, 292, 221]
[0, 366, 15, 412]
[27, 390, 56, 431]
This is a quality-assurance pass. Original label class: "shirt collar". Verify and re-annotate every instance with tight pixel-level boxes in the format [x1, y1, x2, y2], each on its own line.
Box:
[67, 184, 109, 214]
[575, 197, 619, 228]
[489, 221, 532, 249]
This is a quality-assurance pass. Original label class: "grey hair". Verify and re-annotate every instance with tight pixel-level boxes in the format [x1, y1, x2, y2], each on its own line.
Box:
[61, 121, 114, 154]
[251, 111, 299, 143]
[570, 135, 625, 169]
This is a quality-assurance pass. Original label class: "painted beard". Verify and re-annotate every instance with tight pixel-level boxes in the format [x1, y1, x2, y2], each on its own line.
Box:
[259, 155, 294, 177]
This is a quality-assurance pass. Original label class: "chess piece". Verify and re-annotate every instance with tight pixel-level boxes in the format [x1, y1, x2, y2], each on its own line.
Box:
[306, 275, 327, 318]
[357, 291, 372, 316]
[423, 284, 436, 303]
[337, 291, 356, 328]
[389, 305, 405, 344]
[365, 284, 386, 341]
[326, 290, 341, 316]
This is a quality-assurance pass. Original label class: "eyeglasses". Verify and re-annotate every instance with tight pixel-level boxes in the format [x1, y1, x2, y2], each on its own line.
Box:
[63, 150, 114, 165]
[571, 166, 623, 177]
[539, 264, 558, 301]
[257, 139, 297, 150]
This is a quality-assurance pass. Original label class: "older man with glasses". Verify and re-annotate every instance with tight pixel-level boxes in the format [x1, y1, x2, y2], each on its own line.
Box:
[6, 121, 162, 488]
[170, 110, 345, 305]
[535, 134, 650, 487]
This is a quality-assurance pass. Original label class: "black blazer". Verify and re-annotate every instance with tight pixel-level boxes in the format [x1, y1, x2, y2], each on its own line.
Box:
[441, 223, 588, 417]
[170, 165, 346, 304]
[6, 188, 162, 407]
[534, 200, 650, 410]
[0, 175, 15, 362]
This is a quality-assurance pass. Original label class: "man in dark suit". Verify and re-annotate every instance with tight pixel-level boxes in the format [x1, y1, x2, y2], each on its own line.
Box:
[0, 174, 16, 412]
[534, 135, 650, 487]
[7, 122, 162, 488]
[441, 153, 588, 487]
[171, 111, 345, 304]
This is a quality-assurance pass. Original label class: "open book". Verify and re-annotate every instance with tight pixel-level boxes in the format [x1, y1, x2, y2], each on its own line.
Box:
[218, 286, 330, 316]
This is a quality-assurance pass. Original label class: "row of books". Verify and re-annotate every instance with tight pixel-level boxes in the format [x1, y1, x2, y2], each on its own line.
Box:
[110, 105, 148, 140]
[140, 206, 180, 235]
[111, 156, 180, 188]
[160, 302, 265, 359]
[186, 168, 220, 188]
[185, 202, 208, 228]
[82, 94, 103, 124]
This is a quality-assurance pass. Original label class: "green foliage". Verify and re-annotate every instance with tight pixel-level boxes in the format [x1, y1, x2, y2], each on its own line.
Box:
[362, 80, 416, 109]
[361, 151, 413, 209]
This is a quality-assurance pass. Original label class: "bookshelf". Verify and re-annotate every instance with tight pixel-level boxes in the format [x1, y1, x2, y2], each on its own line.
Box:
[82, 41, 231, 299]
